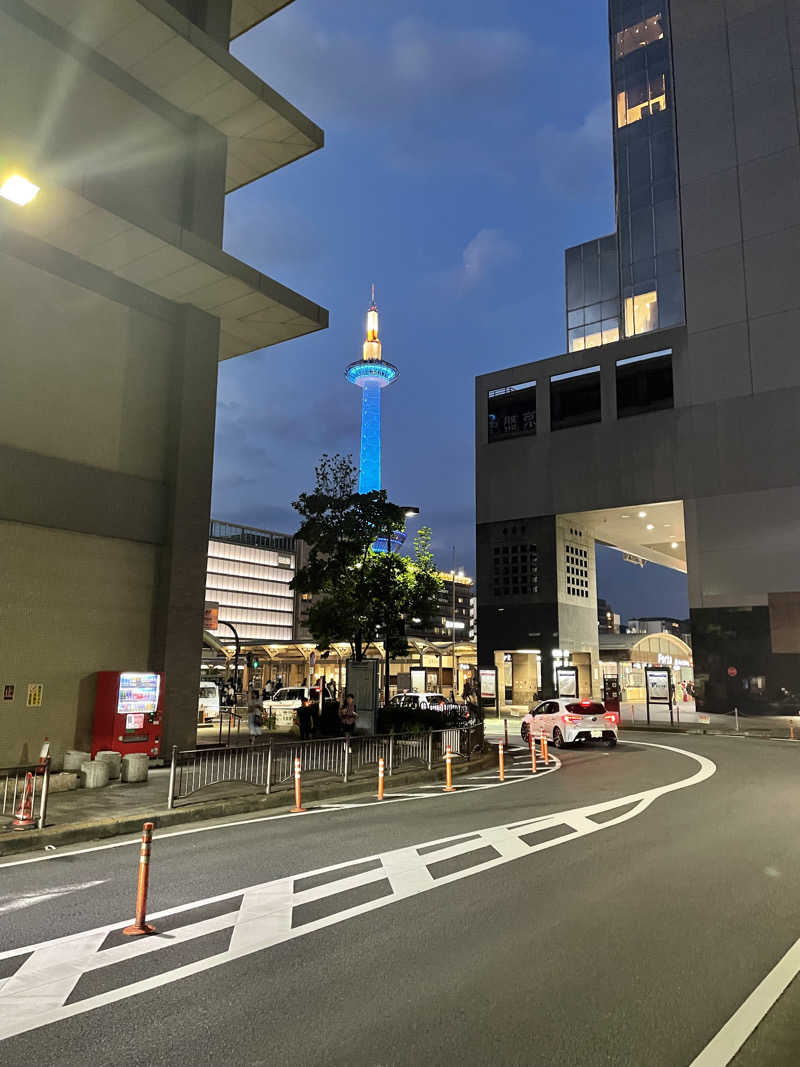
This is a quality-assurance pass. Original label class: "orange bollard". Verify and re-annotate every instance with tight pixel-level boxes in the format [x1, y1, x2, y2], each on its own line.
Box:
[377, 756, 385, 800]
[442, 745, 455, 792]
[123, 822, 156, 936]
[529, 733, 537, 774]
[541, 735, 549, 764]
[791, 725, 796, 741]
[10, 772, 37, 831]
[498, 741, 505, 781]
[290, 756, 306, 813]
[504, 718, 509, 746]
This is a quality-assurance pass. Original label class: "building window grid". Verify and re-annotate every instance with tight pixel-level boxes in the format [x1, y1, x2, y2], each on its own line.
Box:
[492, 542, 539, 598]
[565, 542, 590, 599]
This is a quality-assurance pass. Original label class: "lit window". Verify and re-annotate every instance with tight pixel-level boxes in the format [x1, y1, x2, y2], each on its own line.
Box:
[615, 15, 665, 60]
[616, 73, 667, 128]
[602, 318, 620, 344]
[584, 326, 603, 349]
[624, 290, 658, 336]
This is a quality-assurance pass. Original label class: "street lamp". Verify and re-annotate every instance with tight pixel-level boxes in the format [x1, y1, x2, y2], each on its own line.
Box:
[0, 175, 39, 205]
[384, 506, 419, 709]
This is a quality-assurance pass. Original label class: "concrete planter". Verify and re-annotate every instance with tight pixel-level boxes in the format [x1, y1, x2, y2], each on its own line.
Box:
[95, 751, 122, 780]
[121, 753, 149, 783]
[63, 750, 91, 773]
[80, 760, 109, 789]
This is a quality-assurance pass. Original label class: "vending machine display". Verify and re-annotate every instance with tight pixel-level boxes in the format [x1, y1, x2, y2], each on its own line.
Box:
[92, 671, 164, 758]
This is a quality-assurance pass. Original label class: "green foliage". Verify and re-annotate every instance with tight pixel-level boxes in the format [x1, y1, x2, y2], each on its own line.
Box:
[291, 453, 443, 660]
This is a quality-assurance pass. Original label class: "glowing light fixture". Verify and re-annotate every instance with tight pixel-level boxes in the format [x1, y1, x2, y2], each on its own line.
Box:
[646, 523, 655, 530]
[638, 510, 647, 518]
[671, 541, 679, 549]
[0, 174, 39, 205]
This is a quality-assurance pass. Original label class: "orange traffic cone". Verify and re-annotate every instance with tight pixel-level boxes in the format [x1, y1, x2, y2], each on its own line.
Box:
[11, 772, 37, 831]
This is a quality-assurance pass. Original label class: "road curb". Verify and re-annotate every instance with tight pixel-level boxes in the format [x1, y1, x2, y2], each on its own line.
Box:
[0, 751, 500, 858]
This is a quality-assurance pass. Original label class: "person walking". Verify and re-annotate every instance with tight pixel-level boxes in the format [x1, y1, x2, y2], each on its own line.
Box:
[297, 696, 314, 741]
[247, 687, 263, 744]
[339, 693, 358, 745]
[327, 677, 337, 700]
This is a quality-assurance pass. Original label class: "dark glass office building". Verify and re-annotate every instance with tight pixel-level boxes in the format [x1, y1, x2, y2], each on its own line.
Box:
[476, 0, 800, 714]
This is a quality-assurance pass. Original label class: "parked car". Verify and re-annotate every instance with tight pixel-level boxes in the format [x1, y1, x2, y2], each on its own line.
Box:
[264, 686, 338, 732]
[388, 692, 447, 711]
[198, 682, 220, 724]
[526, 699, 618, 748]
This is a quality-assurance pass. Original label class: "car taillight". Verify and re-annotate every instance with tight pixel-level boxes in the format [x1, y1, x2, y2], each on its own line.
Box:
[564, 714, 582, 724]
[604, 713, 617, 723]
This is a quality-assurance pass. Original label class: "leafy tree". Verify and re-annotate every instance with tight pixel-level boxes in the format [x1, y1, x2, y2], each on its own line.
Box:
[291, 454, 442, 660]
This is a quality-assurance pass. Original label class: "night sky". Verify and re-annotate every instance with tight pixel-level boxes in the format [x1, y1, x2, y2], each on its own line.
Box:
[212, 0, 689, 623]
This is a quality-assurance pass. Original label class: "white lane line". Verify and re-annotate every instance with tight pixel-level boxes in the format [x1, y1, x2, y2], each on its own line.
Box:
[0, 758, 561, 870]
[0, 740, 715, 1041]
[0, 880, 107, 915]
[690, 934, 800, 1066]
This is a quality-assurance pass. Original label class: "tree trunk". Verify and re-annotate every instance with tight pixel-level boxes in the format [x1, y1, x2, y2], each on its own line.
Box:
[354, 629, 364, 662]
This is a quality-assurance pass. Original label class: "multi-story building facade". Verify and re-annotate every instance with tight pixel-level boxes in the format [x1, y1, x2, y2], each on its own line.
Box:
[476, 0, 800, 713]
[206, 521, 297, 644]
[406, 572, 476, 644]
[0, 1, 327, 763]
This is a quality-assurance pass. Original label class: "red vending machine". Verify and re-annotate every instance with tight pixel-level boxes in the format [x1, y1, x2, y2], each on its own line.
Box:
[92, 672, 164, 758]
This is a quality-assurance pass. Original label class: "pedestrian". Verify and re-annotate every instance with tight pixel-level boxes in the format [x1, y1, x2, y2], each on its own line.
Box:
[247, 687, 263, 744]
[339, 693, 358, 745]
[328, 677, 337, 700]
[297, 696, 314, 741]
[263, 678, 273, 700]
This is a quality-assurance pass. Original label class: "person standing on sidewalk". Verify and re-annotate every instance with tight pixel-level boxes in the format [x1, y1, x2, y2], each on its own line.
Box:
[339, 693, 358, 745]
[247, 687, 263, 744]
[297, 696, 314, 741]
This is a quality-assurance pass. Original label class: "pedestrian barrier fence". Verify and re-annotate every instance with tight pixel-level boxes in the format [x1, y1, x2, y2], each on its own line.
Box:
[0, 759, 51, 832]
[167, 725, 484, 808]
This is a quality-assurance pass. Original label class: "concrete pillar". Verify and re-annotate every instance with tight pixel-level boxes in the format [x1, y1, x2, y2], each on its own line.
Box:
[154, 304, 220, 756]
[600, 357, 617, 422]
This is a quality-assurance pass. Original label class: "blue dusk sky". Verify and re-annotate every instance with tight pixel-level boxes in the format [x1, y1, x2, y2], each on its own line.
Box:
[213, 0, 688, 622]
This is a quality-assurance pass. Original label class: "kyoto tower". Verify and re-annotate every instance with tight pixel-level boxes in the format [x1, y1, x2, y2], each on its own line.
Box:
[345, 287, 398, 494]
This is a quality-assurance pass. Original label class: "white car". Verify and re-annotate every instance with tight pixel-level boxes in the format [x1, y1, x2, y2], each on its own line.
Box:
[527, 698, 618, 748]
[388, 692, 447, 710]
[198, 682, 220, 723]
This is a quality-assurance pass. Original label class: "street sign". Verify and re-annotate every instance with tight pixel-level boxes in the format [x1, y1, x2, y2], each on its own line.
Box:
[727, 666, 738, 677]
[556, 667, 578, 698]
[204, 602, 219, 631]
[26, 683, 44, 708]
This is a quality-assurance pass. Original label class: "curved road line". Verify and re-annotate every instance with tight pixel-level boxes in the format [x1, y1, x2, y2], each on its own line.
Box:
[0, 739, 715, 1042]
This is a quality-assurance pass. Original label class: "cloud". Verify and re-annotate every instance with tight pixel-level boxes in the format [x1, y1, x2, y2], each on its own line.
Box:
[234, 10, 533, 128]
[534, 101, 614, 198]
[431, 227, 519, 298]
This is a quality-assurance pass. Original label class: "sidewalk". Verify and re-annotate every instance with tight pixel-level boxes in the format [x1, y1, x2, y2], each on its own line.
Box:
[0, 748, 498, 858]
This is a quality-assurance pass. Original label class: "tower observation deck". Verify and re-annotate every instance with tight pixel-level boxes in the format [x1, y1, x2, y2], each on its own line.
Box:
[345, 288, 398, 494]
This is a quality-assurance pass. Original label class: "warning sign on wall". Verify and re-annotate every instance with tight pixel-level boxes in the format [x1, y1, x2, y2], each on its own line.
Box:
[26, 684, 44, 708]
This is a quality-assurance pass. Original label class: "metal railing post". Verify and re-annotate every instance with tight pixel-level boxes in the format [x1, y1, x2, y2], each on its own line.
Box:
[167, 746, 178, 810]
[427, 728, 433, 771]
[37, 757, 50, 830]
[343, 737, 350, 783]
[265, 739, 273, 794]
[389, 732, 394, 777]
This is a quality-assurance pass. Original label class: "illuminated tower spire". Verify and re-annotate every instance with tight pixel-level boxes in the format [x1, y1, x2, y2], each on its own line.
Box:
[345, 287, 398, 494]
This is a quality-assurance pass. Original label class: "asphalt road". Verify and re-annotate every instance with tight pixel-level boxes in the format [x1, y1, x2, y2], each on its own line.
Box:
[2, 732, 800, 1065]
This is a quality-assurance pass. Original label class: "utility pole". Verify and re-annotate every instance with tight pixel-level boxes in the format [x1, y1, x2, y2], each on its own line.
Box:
[451, 546, 457, 699]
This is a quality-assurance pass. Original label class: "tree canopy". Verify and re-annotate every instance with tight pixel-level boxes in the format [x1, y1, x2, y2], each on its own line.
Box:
[290, 454, 442, 660]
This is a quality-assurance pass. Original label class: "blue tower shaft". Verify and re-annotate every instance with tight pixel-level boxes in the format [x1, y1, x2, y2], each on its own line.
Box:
[358, 380, 382, 494]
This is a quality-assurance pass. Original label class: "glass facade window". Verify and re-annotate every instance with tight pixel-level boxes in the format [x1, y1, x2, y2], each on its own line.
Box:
[612, 0, 684, 338]
[616, 349, 673, 417]
[551, 366, 602, 431]
[488, 380, 536, 440]
[565, 237, 620, 352]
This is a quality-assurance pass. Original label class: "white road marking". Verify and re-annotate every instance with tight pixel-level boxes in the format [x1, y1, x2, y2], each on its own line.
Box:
[0, 740, 715, 1041]
[0, 880, 106, 915]
[0, 758, 561, 870]
[689, 933, 800, 1066]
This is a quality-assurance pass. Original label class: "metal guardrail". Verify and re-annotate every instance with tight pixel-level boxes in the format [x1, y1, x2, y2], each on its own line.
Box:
[167, 725, 484, 808]
[0, 759, 51, 832]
